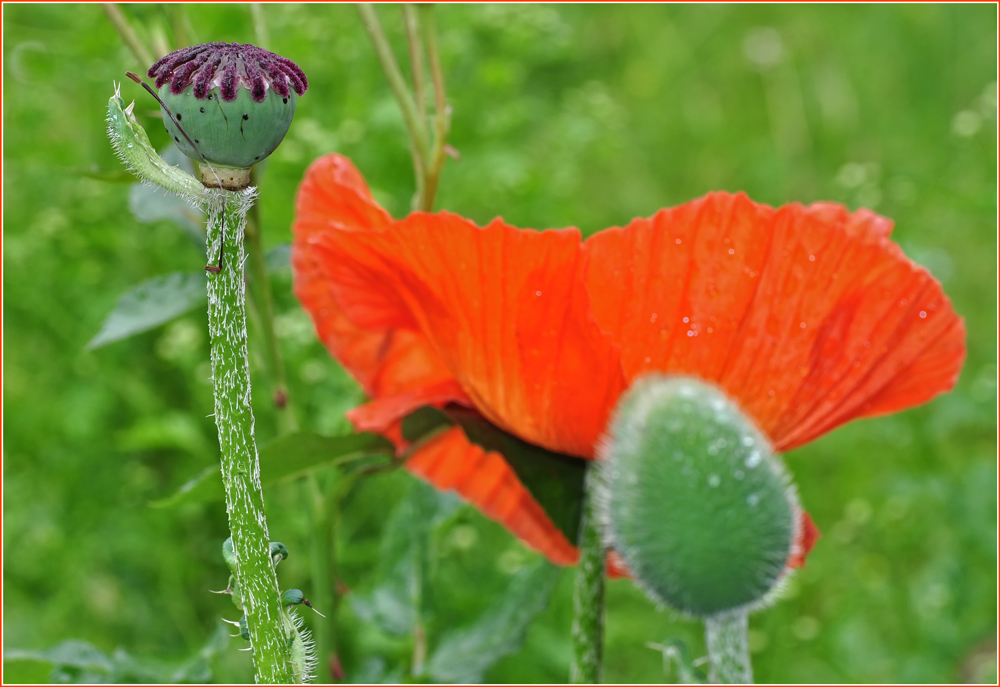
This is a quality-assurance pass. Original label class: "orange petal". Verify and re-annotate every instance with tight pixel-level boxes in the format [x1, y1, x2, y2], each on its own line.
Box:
[787, 511, 821, 569]
[292, 154, 457, 399]
[583, 192, 965, 451]
[347, 379, 471, 452]
[406, 427, 579, 565]
[309, 212, 627, 458]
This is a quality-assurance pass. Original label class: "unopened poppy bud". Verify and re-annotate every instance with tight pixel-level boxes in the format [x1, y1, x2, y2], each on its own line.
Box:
[147, 42, 307, 190]
[599, 375, 800, 618]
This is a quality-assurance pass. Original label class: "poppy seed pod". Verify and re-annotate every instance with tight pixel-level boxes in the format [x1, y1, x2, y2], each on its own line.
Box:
[598, 375, 799, 618]
[148, 42, 307, 190]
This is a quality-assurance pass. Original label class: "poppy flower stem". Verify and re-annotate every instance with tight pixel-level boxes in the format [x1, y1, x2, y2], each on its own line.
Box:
[704, 611, 753, 684]
[206, 188, 294, 684]
[570, 468, 606, 683]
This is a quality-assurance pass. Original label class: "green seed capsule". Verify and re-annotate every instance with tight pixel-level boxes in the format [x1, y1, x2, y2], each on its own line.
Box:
[147, 42, 308, 190]
[158, 85, 296, 171]
[600, 375, 799, 618]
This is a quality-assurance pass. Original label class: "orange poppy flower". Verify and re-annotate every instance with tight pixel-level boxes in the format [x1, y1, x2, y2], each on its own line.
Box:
[292, 153, 965, 571]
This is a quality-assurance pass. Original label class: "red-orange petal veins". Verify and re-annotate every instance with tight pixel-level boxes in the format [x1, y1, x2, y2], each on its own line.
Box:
[583, 192, 965, 452]
[293, 155, 457, 399]
[308, 211, 627, 458]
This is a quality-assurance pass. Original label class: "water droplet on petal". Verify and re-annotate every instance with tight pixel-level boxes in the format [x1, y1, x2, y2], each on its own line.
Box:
[919, 311, 927, 318]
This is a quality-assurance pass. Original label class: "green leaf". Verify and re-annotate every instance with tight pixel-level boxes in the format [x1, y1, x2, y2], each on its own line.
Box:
[150, 432, 394, 508]
[425, 559, 562, 683]
[258, 431, 394, 484]
[2, 624, 228, 683]
[402, 406, 586, 545]
[149, 465, 220, 509]
[87, 272, 206, 349]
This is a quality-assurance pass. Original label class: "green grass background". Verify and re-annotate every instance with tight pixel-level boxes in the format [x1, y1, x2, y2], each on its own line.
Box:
[3, 3, 996, 683]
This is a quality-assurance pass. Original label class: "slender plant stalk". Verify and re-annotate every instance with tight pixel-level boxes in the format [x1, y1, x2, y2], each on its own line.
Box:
[244, 168, 297, 431]
[570, 468, 606, 683]
[402, 4, 428, 133]
[704, 612, 753, 684]
[250, 3, 270, 51]
[357, 4, 429, 163]
[102, 3, 153, 67]
[418, 4, 450, 212]
[360, 2, 453, 211]
[169, 4, 196, 49]
[206, 187, 292, 684]
[149, 20, 170, 61]
[307, 471, 337, 683]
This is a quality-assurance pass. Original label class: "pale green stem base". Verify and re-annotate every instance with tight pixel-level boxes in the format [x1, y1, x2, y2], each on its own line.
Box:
[206, 188, 292, 684]
[705, 612, 753, 684]
[570, 469, 605, 683]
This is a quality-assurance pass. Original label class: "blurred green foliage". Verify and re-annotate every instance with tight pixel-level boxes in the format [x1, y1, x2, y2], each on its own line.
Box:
[3, 3, 996, 683]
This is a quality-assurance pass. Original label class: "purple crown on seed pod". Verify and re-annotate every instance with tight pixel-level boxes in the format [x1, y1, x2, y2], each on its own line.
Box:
[148, 42, 308, 103]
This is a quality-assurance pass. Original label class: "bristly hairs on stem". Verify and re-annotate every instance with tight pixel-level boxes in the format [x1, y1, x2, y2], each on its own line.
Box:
[106, 83, 207, 205]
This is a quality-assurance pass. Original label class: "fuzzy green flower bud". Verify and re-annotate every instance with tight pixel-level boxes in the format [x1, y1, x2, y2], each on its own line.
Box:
[147, 42, 307, 190]
[599, 375, 801, 618]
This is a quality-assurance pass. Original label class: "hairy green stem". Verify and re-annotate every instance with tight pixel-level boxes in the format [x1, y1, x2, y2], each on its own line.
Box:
[570, 468, 606, 683]
[206, 188, 292, 684]
[705, 612, 752, 684]
[101, 3, 153, 68]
